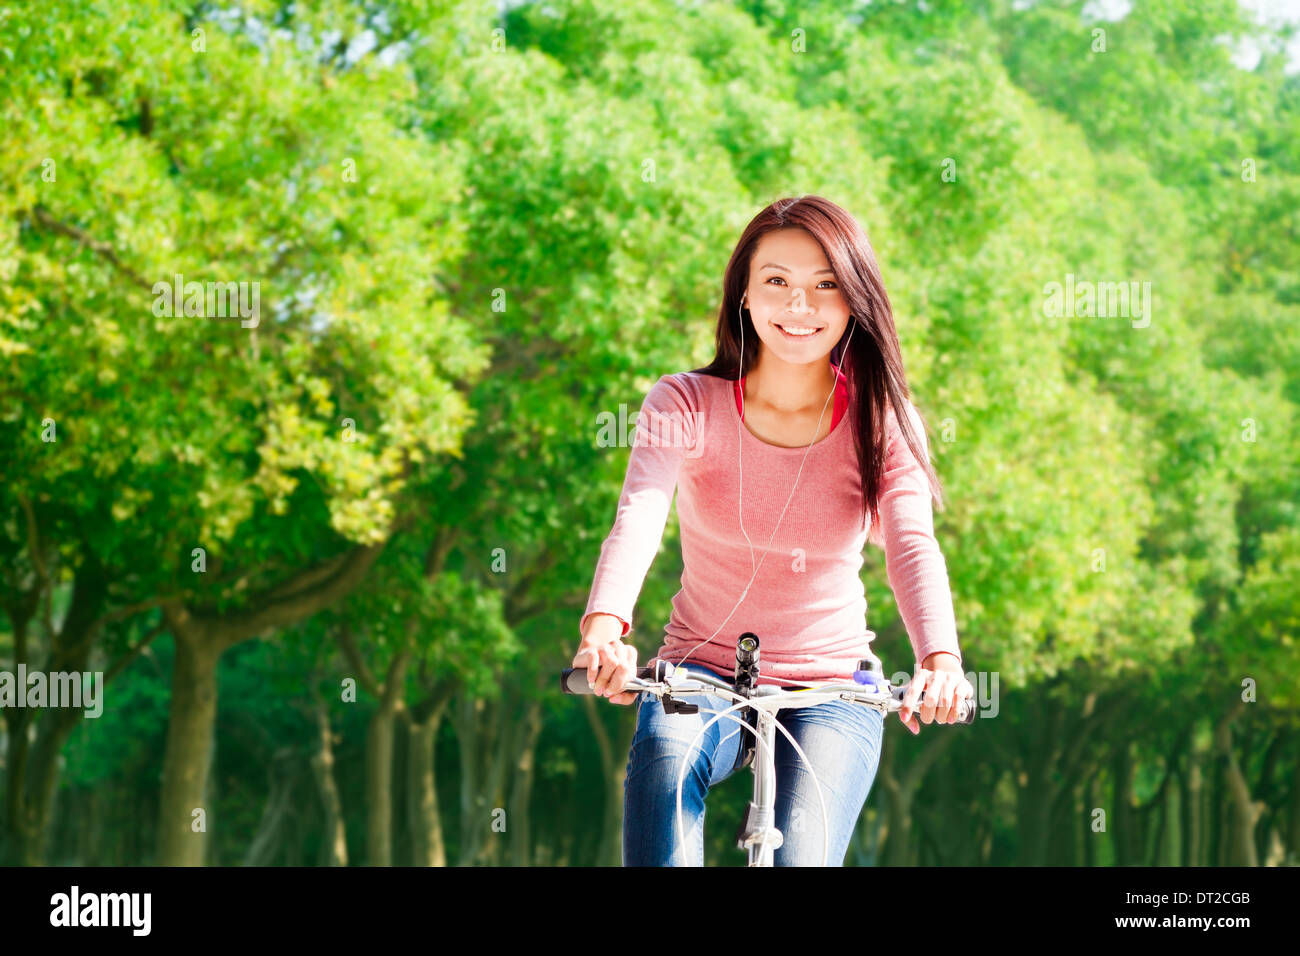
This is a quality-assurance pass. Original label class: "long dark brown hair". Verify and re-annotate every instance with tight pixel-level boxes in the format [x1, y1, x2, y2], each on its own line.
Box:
[690, 195, 944, 540]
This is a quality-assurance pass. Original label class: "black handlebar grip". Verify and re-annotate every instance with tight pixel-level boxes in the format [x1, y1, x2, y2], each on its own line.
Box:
[560, 666, 654, 695]
[892, 684, 978, 724]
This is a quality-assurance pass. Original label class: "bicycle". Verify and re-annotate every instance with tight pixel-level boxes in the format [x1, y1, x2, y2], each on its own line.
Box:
[561, 632, 977, 866]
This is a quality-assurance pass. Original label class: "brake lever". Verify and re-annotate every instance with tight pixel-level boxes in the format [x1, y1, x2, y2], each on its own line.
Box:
[651, 659, 700, 714]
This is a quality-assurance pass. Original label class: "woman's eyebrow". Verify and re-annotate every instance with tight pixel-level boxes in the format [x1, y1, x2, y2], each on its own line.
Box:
[757, 262, 835, 275]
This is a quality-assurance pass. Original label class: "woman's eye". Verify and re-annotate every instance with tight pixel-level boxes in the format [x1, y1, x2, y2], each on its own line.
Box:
[764, 277, 837, 287]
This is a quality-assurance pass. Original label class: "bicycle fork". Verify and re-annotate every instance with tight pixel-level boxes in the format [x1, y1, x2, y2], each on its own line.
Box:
[736, 705, 783, 866]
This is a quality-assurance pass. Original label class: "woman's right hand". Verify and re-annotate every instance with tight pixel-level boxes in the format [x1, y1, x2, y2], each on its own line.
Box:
[572, 613, 639, 705]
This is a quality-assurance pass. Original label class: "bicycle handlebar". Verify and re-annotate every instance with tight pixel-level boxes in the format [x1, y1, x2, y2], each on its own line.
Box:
[559, 665, 978, 724]
[560, 665, 654, 695]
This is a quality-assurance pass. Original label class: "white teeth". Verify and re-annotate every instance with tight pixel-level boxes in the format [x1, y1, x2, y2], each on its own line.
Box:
[778, 325, 820, 336]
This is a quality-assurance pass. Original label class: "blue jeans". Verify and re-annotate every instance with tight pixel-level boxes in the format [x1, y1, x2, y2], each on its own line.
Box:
[622, 661, 885, 866]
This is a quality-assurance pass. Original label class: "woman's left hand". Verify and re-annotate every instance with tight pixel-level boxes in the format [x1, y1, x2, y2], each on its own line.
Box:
[898, 652, 974, 735]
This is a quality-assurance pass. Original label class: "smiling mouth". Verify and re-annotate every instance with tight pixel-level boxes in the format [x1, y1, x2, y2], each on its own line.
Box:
[774, 322, 825, 338]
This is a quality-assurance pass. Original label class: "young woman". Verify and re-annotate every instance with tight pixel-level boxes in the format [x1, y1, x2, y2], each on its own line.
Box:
[571, 195, 974, 866]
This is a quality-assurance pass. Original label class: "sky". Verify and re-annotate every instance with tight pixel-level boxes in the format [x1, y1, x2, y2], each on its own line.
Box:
[1235, 0, 1300, 72]
[1081, 0, 1300, 73]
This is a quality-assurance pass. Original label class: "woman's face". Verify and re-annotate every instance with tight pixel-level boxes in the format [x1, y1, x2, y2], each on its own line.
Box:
[743, 227, 851, 369]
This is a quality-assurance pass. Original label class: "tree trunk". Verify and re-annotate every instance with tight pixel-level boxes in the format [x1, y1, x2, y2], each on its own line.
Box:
[157, 543, 383, 866]
[1111, 739, 1135, 866]
[580, 693, 625, 866]
[1254, 731, 1283, 864]
[1214, 705, 1260, 866]
[18, 706, 85, 866]
[365, 693, 404, 866]
[1083, 774, 1099, 867]
[0, 600, 36, 865]
[2, 558, 106, 866]
[1, 624, 35, 865]
[407, 701, 448, 866]
[878, 727, 957, 865]
[80, 788, 98, 865]
[481, 696, 517, 867]
[310, 694, 348, 866]
[244, 747, 298, 865]
[1182, 735, 1202, 866]
[1017, 697, 1068, 866]
[455, 685, 529, 867]
[611, 713, 637, 864]
[1287, 760, 1300, 863]
[1016, 753, 1055, 865]
[455, 695, 479, 865]
[508, 696, 543, 867]
[879, 742, 912, 866]
[858, 804, 886, 866]
[157, 629, 220, 866]
[1162, 768, 1181, 865]
[1207, 738, 1223, 865]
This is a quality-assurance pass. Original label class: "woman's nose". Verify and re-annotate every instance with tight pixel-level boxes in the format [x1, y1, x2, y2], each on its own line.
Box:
[786, 292, 816, 313]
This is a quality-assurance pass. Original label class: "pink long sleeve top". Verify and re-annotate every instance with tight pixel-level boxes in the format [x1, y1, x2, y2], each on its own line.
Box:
[580, 368, 963, 685]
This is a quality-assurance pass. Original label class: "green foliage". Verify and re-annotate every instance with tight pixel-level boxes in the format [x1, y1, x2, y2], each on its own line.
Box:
[1, 0, 486, 593]
[1, 0, 1296, 866]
